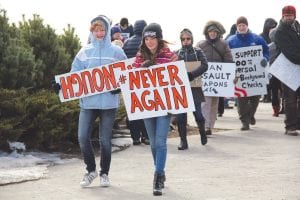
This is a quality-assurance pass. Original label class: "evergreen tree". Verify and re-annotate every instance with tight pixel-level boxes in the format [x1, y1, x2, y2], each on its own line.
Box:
[0, 9, 10, 69]
[59, 24, 81, 72]
[19, 14, 70, 89]
[0, 9, 37, 89]
[1, 38, 37, 89]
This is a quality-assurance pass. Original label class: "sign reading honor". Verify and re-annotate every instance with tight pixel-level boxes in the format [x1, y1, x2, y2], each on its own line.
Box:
[55, 59, 132, 102]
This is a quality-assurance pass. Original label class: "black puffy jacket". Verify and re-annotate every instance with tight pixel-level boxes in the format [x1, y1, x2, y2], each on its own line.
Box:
[123, 20, 147, 58]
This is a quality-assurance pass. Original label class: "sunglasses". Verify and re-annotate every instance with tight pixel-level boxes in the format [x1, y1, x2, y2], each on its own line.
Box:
[181, 37, 191, 41]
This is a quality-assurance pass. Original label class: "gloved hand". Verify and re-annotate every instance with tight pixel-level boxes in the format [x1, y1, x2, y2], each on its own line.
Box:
[260, 58, 268, 67]
[187, 72, 194, 81]
[51, 80, 61, 94]
[110, 89, 121, 94]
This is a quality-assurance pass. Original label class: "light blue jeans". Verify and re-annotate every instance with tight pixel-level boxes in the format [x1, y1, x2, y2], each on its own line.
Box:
[143, 115, 171, 175]
[78, 108, 117, 175]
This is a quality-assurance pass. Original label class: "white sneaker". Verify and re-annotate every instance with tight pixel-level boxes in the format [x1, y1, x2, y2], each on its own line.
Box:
[100, 174, 110, 187]
[80, 171, 98, 187]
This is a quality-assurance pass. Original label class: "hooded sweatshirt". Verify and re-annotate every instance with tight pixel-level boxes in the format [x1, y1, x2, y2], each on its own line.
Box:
[71, 15, 127, 109]
[260, 18, 278, 44]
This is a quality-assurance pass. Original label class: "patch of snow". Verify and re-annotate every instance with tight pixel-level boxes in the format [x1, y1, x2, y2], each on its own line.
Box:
[112, 138, 132, 147]
[8, 141, 26, 151]
[0, 150, 78, 185]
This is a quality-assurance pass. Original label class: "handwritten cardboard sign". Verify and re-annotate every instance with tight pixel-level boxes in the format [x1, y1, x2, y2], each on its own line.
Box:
[185, 61, 202, 87]
[230, 45, 268, 97]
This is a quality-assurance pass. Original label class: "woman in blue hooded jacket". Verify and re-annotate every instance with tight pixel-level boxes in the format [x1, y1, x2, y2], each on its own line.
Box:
[69, 15, 127, 187]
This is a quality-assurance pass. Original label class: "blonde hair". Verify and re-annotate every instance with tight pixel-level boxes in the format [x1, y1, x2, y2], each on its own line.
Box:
[90, 20, 106, 32]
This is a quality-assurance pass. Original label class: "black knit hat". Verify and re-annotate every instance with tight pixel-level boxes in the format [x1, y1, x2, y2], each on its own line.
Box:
[142, 23, 163, 39]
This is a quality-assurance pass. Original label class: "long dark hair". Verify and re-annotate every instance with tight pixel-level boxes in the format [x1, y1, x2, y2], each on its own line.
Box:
[139, 38, 168, 62]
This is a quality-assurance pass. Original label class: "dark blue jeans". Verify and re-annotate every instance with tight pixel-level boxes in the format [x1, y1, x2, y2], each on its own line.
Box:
[143, 115, 171, 175]
[78, 108, 117, 175]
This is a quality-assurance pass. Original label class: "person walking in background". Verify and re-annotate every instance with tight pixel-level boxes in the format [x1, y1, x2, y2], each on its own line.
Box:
[196, 20, 233, 136]
[260, 18, 278, 44]
[260, 18, 278, 103]
[133, 23, 177, 196]
[123, 19, 149, 145]
[225, 24, 237, 40]
[268, 27, 283, 117]
[227, 16, 269, 131]
[119, 17, 134, 41]
[274, 5, 300, 136]
[176, 28, 208, 150]
[53, 15, 127, 187]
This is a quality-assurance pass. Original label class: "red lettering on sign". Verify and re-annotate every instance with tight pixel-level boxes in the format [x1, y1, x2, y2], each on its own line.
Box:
[168, 65, 183, 85]
[173, 86, 188, 109]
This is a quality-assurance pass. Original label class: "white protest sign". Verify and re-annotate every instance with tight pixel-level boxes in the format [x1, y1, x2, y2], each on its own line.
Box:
[269, 53, 300, 91]
[231, 45, 268, 97]
[54, 58, 134, 102]
[116, 61, 195, 120]
[202, 62, 236, 97]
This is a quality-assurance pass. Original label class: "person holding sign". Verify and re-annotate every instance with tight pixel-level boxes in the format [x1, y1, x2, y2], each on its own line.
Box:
[133, 23, 177, 196]
[197, 20, 233, 136]
[53, 15, 127, 187]
[274, 5, 300, 136]
[227, 16, 269, 131]
[175, 28, 208, 150]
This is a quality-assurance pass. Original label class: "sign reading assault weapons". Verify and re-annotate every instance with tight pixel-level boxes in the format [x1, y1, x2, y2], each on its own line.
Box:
[202, 62, 236, 97]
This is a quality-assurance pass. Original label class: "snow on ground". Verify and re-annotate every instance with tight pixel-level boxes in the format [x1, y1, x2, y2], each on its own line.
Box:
[0, 138, 131, 185]
[0, 142, 79, 185]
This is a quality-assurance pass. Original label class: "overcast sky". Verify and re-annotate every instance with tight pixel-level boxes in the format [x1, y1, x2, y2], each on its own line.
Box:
[0, 0, 298, 49]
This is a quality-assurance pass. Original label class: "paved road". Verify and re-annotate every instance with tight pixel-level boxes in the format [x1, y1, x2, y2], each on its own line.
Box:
[1, 103, 299, 200]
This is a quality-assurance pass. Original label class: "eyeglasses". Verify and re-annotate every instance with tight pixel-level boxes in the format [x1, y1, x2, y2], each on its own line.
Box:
[181, 37, 191, 41]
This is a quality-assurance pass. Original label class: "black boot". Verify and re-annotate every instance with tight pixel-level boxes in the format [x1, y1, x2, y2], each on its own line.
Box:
[153, 173, 163, 196]
[177, 139, 188, 150]
[197, 121, 207, 145]
[161, 172, 166, 188]
[177, 121, 188, 150]
[141, 137, 150, 145]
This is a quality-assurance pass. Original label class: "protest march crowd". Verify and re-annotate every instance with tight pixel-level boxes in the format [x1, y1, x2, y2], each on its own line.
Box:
[51, 5, 300, 196]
